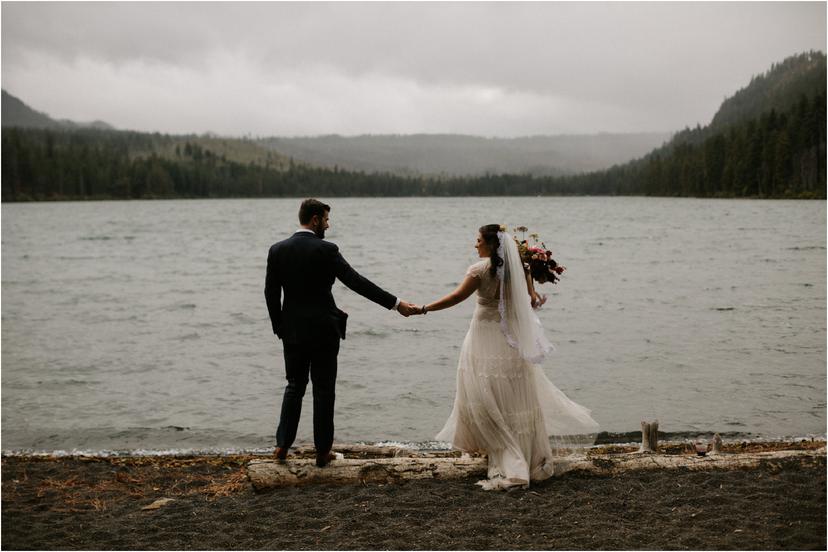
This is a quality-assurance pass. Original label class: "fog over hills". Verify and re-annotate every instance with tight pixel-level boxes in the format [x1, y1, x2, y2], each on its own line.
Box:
[1, 90, 114, 131]
[260, 132, 672, 177]
[2, 89, 670, 177]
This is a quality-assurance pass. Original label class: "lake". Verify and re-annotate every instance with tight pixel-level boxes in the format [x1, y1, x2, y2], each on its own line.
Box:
[2, 197, 825, 454]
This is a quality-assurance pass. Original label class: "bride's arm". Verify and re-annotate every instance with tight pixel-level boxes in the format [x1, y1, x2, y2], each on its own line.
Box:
[422, 275, 480, 313]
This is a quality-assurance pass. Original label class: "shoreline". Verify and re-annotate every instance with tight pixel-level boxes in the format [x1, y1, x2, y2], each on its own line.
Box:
[2, 440, 825, 550]
[3, 434, 825, 459]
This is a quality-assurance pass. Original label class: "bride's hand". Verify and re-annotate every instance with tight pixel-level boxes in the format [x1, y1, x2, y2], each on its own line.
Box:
[531, 292, 547, 309]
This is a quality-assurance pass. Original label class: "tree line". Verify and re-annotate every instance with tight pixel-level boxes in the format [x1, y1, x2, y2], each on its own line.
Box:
[2, 92, 825, 201]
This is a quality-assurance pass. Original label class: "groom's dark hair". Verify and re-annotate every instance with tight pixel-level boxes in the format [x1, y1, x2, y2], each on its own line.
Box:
[299, 199, 331, 224]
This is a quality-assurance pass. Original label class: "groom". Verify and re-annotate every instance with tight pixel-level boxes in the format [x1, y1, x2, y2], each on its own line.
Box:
[265, 199, 419, 467]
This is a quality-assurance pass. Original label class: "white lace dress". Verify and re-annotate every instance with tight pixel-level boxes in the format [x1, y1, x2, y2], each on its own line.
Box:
[436, 258, 600, 490]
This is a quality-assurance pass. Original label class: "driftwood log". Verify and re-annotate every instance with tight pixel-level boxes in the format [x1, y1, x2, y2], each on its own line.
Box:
[276, 444, 419, 459]
[247, 447, 825, 490]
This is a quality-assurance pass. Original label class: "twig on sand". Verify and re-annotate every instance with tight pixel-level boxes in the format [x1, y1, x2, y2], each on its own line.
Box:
[550, 501, 576, 517]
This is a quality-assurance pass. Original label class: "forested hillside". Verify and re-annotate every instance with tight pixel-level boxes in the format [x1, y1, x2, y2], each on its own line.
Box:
[573, 51, 826, 198]
[1, 128, 293, 199]
[711, 52, 826, 131]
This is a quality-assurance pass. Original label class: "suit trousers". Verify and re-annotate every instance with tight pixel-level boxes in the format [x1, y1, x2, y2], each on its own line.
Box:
[275, 340, 340, 453]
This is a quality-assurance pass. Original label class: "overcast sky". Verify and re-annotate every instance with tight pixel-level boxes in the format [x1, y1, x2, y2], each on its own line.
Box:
[2, 2, 825, 137]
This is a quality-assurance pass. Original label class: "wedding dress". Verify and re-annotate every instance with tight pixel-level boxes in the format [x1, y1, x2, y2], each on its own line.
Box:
[436, 232, 600, 490]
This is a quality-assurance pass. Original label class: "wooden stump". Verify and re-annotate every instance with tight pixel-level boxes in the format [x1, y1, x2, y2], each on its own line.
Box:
[710, 433, 724, 455]
[638, 419, 659, 453]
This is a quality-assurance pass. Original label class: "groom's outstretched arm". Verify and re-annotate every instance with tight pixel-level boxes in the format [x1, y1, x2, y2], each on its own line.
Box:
[330, 245, 397, 310]
[264, 246, 282, 337]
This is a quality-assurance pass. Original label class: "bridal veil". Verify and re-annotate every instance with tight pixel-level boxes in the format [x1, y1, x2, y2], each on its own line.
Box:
[496, 231, 554, 364]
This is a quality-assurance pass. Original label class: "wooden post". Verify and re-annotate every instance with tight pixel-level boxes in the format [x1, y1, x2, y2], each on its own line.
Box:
[710, 433, 723, 455]
[638, 420, 659, 453]
[639, 421, 651, 452]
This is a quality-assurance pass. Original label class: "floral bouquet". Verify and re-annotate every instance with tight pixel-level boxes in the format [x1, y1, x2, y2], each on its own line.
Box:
[512, 226, 565, 285]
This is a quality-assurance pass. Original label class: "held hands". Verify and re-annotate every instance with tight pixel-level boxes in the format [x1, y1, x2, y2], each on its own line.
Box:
[397, 300, 420, 317]
[397, 300, 428, 317]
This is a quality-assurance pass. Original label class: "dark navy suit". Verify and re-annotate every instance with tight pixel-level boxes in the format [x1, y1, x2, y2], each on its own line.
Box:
[265, 230, 397, 452]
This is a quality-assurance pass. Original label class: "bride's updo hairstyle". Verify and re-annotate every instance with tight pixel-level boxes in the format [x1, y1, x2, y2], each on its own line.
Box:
[479, 224, 504, 276]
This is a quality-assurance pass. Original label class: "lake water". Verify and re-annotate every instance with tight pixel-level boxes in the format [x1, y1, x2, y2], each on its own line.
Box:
[2, 197, 825, 454]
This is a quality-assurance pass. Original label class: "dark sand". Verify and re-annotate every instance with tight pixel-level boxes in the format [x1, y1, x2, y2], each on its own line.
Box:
[2, 444, 825, 550]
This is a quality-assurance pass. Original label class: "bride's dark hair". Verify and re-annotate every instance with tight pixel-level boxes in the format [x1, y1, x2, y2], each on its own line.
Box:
[479, 224, 504, 276]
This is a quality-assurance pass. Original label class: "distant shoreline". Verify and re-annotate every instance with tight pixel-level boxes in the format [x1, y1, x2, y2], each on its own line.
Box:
[2, 192, 824, 203]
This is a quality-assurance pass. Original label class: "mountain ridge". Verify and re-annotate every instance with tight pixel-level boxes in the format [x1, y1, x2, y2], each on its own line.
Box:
[1, 90, 115, 131]
[711, 50, 826, 131]
[259, 131, 672, 177]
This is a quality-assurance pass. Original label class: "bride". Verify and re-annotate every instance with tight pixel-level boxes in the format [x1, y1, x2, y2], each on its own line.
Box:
[418, 224, 600, 490]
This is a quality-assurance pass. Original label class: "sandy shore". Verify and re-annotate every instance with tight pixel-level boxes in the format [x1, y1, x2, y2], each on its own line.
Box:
[2, 441, 825, 550]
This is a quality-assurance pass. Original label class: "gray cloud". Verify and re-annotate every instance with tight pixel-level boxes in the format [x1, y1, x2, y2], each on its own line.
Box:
[2, 2, 825, 136]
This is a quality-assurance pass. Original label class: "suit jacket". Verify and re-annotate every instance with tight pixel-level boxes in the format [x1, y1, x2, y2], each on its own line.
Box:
[265, 231, 397, 345]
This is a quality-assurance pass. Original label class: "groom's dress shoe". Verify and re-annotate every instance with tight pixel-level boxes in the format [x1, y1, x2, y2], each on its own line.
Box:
[315, 451, 336, 468]
[274, 447, 288, 462]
